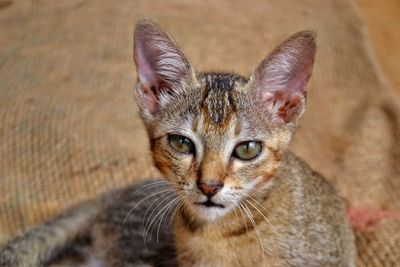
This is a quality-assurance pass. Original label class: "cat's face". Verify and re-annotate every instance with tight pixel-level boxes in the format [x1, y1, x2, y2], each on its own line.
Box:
[133, 21, 315, 221]
[147, 74, 290, 221]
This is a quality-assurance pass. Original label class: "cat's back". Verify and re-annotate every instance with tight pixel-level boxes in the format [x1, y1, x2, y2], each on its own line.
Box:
[73, 180, 178, 267]
[0, 180, 178, 267]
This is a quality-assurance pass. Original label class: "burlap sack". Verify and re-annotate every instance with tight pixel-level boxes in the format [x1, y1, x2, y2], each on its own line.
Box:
[0, 1, 399, 265]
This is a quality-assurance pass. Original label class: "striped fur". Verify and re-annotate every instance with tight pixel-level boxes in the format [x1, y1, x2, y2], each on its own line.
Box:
[0, 21, 356, 267]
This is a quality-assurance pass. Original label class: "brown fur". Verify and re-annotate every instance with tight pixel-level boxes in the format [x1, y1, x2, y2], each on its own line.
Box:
[133, 21, 356, 266]
[0, 21, 356, 267]
[173, 153, 355, 267]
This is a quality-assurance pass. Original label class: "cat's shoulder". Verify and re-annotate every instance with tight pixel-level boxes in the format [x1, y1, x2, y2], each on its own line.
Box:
[280, 151, 341, 202]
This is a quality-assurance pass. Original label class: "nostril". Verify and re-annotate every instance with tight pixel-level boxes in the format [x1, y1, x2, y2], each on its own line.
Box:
[197, 181, 223, 197]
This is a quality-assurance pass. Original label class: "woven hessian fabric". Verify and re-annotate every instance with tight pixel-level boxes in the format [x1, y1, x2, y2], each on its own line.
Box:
[0, 0, 399, 265]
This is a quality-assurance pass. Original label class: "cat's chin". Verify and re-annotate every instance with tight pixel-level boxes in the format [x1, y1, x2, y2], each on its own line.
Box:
[192, 201, 232, 222]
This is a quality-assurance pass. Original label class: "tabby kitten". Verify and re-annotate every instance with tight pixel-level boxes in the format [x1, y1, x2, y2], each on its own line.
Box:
[0, 21, 356, 267]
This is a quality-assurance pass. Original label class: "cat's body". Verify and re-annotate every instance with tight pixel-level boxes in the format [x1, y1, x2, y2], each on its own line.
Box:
[0, 21, 356, 267]
[0, 180, 177, 267]
[0, 152, 354, 267]
[174, 151, 355, 267]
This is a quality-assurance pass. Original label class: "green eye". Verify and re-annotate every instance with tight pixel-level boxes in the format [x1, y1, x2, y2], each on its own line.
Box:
[233, 141, 262, 160]
[168, 134, 195, 154]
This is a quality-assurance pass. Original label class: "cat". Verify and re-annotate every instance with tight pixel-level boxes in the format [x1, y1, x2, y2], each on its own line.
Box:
[0, 20, 356, 267]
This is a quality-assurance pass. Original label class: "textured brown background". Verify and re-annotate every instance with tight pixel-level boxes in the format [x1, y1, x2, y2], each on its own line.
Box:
[356, 0, 400, 94]
[0, 0, 399, 266]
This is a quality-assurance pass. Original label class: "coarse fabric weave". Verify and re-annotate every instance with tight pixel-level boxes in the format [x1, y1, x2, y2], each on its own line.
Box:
[0, 0, 399, 265]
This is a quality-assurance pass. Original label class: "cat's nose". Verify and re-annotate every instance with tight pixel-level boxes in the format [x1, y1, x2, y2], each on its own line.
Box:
[197, 181, 223, 197]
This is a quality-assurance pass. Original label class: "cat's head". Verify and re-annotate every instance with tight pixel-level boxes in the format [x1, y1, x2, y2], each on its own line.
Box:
[133, 21, 316, 222]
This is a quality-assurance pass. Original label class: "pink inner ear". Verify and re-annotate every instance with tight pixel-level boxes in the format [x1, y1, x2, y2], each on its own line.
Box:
[133, 21, 193, 115]
[255, 31, 315, 123]
[135, 41, 159, 90]
[134, 40, 161, 113]
[278, 93, 302, 123]
[263, 90, 303, 123]
[138, 83, 158, 113]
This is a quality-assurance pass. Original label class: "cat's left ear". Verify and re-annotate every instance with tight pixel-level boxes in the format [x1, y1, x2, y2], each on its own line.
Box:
[250, 31, 316, 125]
[134, 20, 194, 115]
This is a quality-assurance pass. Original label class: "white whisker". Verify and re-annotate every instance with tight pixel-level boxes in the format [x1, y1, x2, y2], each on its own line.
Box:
[232, 206, 240, 226]
[156, 197, 182, 242]
[233, 202, 249, 235]
[241, 203, 266, 266]
[131, 180, 170, 196]
[143, 191, 176, 225]
[169, 200, 184, 230]
[244, 199, 278, 233]
[123, 188, 174, 225]
[143, 194, 178, 243]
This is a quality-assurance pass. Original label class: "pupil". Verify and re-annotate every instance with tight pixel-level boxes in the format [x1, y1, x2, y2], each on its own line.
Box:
[179, 137, 191, 152]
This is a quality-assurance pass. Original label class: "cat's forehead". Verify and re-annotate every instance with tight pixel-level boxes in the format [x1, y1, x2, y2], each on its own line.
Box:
[198, 72, 247, 125]
[157, 72, 261, 139]
[200, 73, 247, 92]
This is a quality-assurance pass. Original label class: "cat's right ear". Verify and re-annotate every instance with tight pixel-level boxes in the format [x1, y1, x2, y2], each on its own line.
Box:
[134, 21, 193, 115]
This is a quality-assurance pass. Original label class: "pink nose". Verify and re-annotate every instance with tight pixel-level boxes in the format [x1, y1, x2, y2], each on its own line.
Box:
[197, 181, 223, 197]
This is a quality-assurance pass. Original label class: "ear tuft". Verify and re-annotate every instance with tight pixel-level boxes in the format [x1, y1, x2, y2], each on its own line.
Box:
[134, 20, 192, 114]
[251, 31, 316, 125]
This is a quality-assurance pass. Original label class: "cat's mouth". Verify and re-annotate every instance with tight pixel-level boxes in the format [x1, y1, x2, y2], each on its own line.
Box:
[194, 200, 225, 208]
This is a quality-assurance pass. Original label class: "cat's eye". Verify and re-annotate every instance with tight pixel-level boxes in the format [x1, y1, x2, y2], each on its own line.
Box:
[168, 134, 195, 154]
[233, 141, 262, 161]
